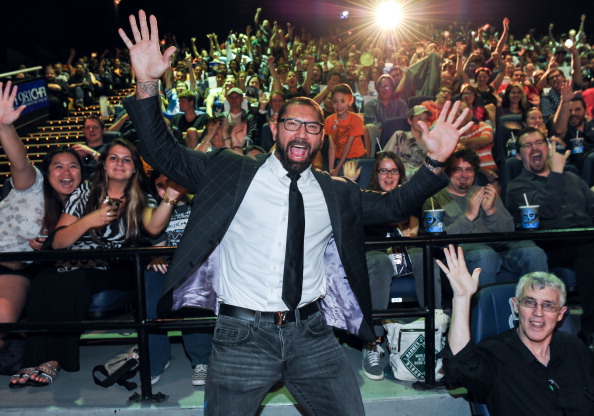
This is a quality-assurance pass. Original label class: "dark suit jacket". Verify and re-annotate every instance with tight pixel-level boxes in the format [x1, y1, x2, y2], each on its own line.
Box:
[124, 95, 447, 341]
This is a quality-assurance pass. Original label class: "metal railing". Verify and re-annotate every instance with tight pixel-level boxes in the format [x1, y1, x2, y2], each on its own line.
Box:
[0, 228, 591, 401]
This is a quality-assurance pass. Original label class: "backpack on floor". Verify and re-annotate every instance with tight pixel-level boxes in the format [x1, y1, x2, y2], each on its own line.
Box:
[92, 345, 139, 390]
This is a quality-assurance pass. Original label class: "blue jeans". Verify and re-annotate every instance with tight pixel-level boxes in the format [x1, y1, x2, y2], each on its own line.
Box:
[145, 269, 213, 376]
[461, 241, 548, 286]
[204, 311, 364, 416]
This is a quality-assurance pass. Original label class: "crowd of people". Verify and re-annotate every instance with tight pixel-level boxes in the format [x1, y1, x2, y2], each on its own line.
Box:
[1, 6, 594, 416]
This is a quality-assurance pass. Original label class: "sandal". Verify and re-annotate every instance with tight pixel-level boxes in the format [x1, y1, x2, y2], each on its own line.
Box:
[9, 367, 36, 389]
[26, 362, 60, 387]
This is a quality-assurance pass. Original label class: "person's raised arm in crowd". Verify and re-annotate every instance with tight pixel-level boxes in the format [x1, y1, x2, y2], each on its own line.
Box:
[436, 245, 481, 355]
[552, 79, 578, 138]
[568, 43, 583, 87]
[267, 55, 283, 92]
[494, 18, 510, 58]
[0, 82, 34, 191]
[535, 54, 558, 92]
[576, 14, 587, 44]
[301, 55, 315, 96]
[181, 55, 195, 94]
[245, 25, 254, 60]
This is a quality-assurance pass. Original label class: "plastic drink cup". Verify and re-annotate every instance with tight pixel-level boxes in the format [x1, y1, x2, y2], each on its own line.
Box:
[520, 205, 539, 229]
[570, 136, 584, 154]
[424, 209, 445, 233]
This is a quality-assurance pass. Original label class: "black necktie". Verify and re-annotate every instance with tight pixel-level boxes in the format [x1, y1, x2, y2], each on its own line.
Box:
[282, 172, 305, 310]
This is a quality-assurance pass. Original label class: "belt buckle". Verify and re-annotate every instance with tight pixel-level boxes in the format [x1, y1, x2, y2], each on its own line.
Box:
[277, 311, 287, 325]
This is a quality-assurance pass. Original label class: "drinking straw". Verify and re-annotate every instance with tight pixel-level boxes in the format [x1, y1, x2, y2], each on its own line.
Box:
[523, 193, 529, 207]
[431, 197, 435, 210]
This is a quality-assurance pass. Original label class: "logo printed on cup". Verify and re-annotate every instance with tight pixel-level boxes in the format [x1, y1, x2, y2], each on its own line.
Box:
[520, 205, 539, 229]
[425, 209, 445, 233]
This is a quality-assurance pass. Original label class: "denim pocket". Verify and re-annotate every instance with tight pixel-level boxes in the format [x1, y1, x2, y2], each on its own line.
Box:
[302, 312, 333, 337]
[213, 316, 252, 345]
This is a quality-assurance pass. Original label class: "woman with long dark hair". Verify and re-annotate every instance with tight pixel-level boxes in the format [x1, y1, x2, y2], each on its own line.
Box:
[0, 82, 82, 363]
[11, 138, 172, 388]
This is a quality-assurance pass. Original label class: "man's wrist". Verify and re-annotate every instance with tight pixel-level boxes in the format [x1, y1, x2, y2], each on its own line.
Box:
[136, 81, 160, 99]
[425, 155, 447, 167]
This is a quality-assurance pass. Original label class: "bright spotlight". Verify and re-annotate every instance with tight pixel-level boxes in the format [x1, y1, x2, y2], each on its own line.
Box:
[375, 1, 403, 29]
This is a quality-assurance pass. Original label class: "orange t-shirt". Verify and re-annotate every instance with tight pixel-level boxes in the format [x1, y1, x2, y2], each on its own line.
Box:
[324, 112, 366, 160]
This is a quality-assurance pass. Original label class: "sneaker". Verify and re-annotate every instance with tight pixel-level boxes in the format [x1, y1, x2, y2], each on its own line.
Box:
[362, 344, 385, 380]
[150, 360, 171, 385]
[192, 364, 208, 386]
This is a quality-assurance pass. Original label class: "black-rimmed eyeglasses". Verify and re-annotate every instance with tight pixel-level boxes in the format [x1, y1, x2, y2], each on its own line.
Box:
[279, 118, 324, 135]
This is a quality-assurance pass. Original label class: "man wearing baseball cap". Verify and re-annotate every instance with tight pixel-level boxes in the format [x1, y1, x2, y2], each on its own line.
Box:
[383, 105, 432, 177]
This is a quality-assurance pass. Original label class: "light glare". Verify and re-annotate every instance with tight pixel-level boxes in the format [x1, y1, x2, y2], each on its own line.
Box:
[376, 1, 402, 29]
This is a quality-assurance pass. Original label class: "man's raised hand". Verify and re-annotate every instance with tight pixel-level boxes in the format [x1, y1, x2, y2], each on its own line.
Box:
[118, 10, 176, 98]
[418, 101, 473, 163]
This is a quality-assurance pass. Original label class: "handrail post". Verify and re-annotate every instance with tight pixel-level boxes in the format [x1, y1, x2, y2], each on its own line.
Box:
[133, 253, 153, 400]
[423, 241, 436, 387]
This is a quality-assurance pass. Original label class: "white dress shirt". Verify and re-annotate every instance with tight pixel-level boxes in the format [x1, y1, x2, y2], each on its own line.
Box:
[218, 155, 331, 311]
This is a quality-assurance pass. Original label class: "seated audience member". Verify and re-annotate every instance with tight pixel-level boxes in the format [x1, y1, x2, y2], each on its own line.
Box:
[421, 85, 452, 124]
[44, 65, 69, 120]
[364, 74, 409, 150]
[460, 83, 495, 125]
[11, 139, 170, 388]
[424, 147, 547, 286]
[220, 88, 257, 149]
[195, 116, 228, 153]
[171, 90, 207, 149]
[205, 74, 236, 117]
[474, 67, 499, 108]
[312, 71, 343, 106]
[69, 63, 95, 108]
[353, 73, 376, 114]
[348, 152, 442, 381]
[505, 127, 594, 350]
[499, 82, 529, 116]
[553, 82, 594, 155]
[0, 82, 82, 360]
[384, 105, 432, 178]
[540, 69, 567, 122]
[268, 55, 315, 100]
[255, 90, 285, 152]
[523, 107, 549, 138]
[438, 245, 594, 416]
[456, 102, 497, 182]
[72, 115, 108, 180]
[324, 84, 366, 175]
[145, 172, 213, 386]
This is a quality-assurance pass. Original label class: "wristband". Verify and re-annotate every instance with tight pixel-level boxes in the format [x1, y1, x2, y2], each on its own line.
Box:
[223, 137, 232, 141]
[425, 156, 447, 168]
[162, 194, 177, 206]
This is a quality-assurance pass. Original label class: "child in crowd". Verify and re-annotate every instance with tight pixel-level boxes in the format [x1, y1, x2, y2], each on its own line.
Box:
[324, 84, 367, 176]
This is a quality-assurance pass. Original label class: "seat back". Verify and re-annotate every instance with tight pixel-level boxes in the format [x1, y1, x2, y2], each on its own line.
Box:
[408, 95, 434, 109]
[580, 150, 594, 186]
[493, 114, 522, 164]
[498, 157, 523, 206]
[354, 158, 375, 189]
[380, 117, 410, 150]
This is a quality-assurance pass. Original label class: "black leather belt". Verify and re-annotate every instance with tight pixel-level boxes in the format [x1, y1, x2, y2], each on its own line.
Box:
[219, 302, 320, 325]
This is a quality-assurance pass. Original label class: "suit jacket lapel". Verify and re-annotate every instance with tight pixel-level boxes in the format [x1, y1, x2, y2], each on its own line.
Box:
[313, 169, 342, 247]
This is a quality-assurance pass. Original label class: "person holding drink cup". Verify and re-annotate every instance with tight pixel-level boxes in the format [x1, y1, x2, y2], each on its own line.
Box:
[423, 146, 548, 286]
[506, 126, 594, 351]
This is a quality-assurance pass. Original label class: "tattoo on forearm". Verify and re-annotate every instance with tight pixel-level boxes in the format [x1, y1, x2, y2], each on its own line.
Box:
[136, 81, 159, 99]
